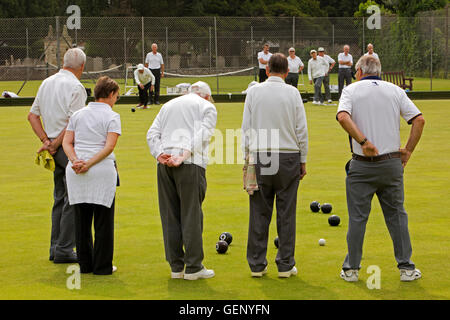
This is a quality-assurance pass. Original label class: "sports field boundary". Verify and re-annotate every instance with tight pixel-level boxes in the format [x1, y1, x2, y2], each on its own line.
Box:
[1, 91, 449, 107]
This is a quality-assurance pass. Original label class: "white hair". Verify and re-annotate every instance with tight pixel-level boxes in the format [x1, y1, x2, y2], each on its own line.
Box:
[356, 55, 381, 77]
[63, 48, 86, 69]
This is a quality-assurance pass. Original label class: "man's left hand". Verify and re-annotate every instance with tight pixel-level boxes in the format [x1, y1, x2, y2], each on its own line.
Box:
[399, 148, 412, 168]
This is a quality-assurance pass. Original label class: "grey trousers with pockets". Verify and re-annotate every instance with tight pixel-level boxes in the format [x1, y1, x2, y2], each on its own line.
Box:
[342, 158, 415, 271]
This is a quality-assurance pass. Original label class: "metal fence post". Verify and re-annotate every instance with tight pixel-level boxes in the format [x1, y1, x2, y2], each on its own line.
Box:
[56, 16, 60, 70]
[166, 26, 169, 69]
[445, 4, 448, 79]
[332, 24, 335, 55]
[292, 16, 295, 47]
[430, 16, 433, 91]
[215, 16, 219, 94]
[209, 26, 212, 70]
[124, 27, 127, 94]
[141, 17, 145, 63]
[362, 17, 365, 56]
[26, 28, 29, 58]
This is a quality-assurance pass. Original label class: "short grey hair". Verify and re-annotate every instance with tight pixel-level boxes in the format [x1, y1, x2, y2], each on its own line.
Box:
[63, 48, 86, 69]
[356, 55, 381, 77]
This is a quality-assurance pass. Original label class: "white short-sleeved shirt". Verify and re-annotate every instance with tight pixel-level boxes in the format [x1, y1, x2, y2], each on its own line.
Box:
[364, 52, 380, 60]
[66, 102, 122, 208]
[257, 51, 273, 69]
[337, 78, 421, 156]
[145, 52, 164, 69]
[30, 69, 87, 139]
[287, 56, 304, 74]
[322, 54, 336, 67]
[338, 52, 353, 69]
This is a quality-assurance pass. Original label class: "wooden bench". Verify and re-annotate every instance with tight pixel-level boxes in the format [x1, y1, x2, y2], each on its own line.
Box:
[381, 71, 414, 91]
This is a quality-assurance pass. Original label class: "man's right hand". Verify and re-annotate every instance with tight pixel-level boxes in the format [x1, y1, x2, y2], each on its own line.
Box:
[139, 84, 144, 89]
[157, 153, 172, 165]
[362, 140, 379, 157]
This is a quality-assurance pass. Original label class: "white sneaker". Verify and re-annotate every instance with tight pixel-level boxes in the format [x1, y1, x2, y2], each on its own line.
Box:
[171, 271, 184, 279]
[278, 266, 297, 278]
[312, 101, 319, 105]
[400, 268, 422, 282]
[340, 269, 358, 282]
[112, 266, 117, 273]
[251, 266, 268, 278]
[184, 267, 215, 280]
[328, 99, 333, 103]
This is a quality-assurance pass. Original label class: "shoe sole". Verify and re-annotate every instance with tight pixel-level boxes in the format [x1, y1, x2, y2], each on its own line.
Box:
[171, 272, 185, 279]
[251, 269, 268, 278]
[400, 274, 421, 282]
[340, 273, 358, 282]
[184, 273, 215, 280]
[278, 269, 297, 278]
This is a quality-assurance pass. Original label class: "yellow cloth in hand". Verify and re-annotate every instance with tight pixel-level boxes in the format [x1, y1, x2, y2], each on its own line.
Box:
[35, 150, 55, 172]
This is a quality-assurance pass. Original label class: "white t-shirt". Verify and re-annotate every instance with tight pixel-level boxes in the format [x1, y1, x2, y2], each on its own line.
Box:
[145, 52, 164, 69]
[338, 52, 353, 69]
[364, 52, 380, 60]
[322, 54, 336, 67]
[66, 102, 122, 208]
[147, 93, 217, 169]
[30, 69, 87, 139]
[257, 51, 273, 69]
[287, 56, 304, 74]
[337, 78, 421, 156]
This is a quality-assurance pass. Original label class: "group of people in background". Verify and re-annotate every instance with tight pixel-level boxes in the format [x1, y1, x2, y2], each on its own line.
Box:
[257, 43, 380, 104]
[28, 42, 424, 284]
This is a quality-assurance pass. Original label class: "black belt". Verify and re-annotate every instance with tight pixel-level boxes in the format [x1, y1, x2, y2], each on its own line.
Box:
[352, 152, 401, 162]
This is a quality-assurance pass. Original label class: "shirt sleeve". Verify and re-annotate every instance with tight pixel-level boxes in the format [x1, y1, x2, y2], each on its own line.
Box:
[328, 56, 336, 64]
[298, 58, 304, 67]
[134, 70, 141, 85]
[30, 85, 43, 116]
[107, 113, 122, 135]
[399, 89, 421, 124]
[159, 53, 164, 65]
[66, 114, 75, 132]
[307, 60, 312, 80]
[294, 90, 308, 163]
[68, 85, 87, 117]
[337, 86, 353, 118]
[191, 102, 218, 156]
[241, 89, 253, 159]
[147, 109, 164, 159]
[144, 53, 150, 65]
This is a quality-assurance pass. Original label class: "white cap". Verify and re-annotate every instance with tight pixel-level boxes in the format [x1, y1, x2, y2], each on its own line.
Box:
[310, 49, 317, 54]
[190, 81, 214, 101]
[288, 47, 295, 52]
[137, 63, 144, 70]
[318, 47, 325, 52]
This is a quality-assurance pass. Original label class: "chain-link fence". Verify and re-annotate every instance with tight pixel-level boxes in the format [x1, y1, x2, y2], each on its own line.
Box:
[0, 11, 448, 94]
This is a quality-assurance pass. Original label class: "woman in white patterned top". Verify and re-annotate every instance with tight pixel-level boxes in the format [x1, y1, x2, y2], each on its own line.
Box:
[63, 76, 121, 275]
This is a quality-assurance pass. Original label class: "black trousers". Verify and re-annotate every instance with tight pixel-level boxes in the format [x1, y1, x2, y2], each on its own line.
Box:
[259, 68, 268, 83]
[138, 82, 152, 106]
[285, 73, 299, 88]
[150, 68, 161, 102]
[247, 153, 301, 273]
[74, 199, 115, 275]
[338, 68, 352, 98]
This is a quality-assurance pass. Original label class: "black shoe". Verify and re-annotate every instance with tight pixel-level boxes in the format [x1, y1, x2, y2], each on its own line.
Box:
[54, 252, 78, 264]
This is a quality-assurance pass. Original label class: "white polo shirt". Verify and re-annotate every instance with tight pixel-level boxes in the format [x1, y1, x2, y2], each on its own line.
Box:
[242, 76, 308, 163]
[287, 56, 304, 74]
[30, 69, 87, 139]
[145, 52, 164, 69]
[364, 52, 380, 60]
[257, 51, 272, 69]
[147, 93, 217, 169]
[337, 77, 422, 156]
[338, 52, 353, 69]
[322, 54, 336, 67]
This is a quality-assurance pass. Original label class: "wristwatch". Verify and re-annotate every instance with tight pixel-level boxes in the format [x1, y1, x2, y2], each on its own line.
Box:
[359, 138, 367, 146]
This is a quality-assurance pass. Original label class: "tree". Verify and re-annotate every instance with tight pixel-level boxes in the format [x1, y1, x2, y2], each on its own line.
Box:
[381, 0, 447, 16]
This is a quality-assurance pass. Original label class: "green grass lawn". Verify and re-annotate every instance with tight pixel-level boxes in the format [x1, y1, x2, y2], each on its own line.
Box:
[0, 100, 449, 300]
[1, 73, 449, 97]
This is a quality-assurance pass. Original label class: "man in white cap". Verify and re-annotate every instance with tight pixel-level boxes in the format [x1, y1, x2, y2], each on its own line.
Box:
[318, 47, 336, 103]
[134, 63, 155, 109]
[285, 47, 304, 88]
[147, 81, 217, 280]
[307, 49, 329, 105]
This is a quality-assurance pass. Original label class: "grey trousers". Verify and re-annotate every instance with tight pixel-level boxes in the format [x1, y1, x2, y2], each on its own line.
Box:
[322, 74, 331, 100]
[285, 72, 299, 88]
[157, 163, 207, 274]
[342, 158, 415, 271]
[50, 147, 76, 259]
[313, 77, 324, 103]
[338, 68, 352, 98]
[247, 153, 301, 273]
